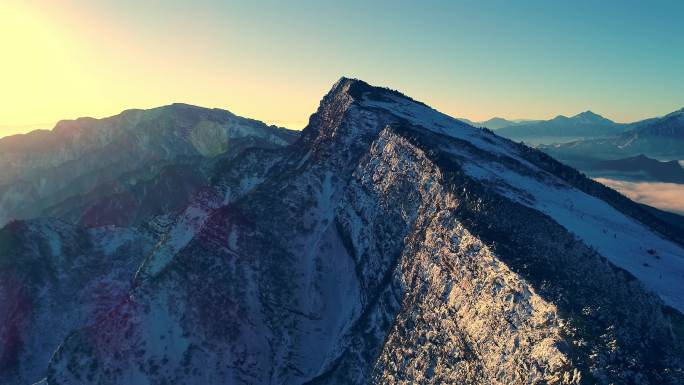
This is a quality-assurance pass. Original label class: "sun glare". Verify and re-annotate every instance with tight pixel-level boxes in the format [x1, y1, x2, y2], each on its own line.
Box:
[0, 4, 88, 132]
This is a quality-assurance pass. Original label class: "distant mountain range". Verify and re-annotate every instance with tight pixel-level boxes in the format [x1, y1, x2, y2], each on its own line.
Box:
[462, 108, 684, 150]
[495, 111, 630, 143]
[462, 108, 684, 196]
[542, 108, 684, 163]
[458, 117, 541, 130]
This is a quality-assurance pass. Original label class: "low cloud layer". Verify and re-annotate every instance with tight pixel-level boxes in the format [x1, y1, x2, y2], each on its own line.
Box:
[595, 178, 684, 215]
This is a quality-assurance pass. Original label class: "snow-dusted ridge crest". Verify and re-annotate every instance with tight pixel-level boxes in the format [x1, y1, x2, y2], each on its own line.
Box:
[4, 77, 683, 385]
[345, 78, 684, 312]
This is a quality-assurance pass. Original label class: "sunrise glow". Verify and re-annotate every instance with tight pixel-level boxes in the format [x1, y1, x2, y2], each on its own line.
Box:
[2, 1, 683, 137]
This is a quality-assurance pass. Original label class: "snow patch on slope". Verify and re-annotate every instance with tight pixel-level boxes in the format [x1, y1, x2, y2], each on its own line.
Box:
[91, 226, 146, 255]
[361, 90, 684, 314]
[141, 191, 221, 277]
[460, 155, 684, 313]
[361, 93, 522, 160]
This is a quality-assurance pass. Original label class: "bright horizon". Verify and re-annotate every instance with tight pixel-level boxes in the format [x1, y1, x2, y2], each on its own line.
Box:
[2, 0, 683, 138]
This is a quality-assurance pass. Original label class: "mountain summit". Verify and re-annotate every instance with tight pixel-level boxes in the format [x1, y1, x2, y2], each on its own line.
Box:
[572, 110, 612, 123]
[2, 78, 684, 385]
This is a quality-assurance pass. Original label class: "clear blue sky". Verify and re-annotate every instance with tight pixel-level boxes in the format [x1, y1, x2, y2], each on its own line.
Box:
[2, 0, 683, 135]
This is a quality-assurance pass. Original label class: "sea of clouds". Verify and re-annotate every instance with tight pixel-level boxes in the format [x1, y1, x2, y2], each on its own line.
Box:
[596, 178, 684, 215]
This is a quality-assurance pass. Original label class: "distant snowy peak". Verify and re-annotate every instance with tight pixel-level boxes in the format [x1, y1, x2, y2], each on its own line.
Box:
[664, 107, 684, 122]
[625, 107, 684, 138]
[547, 110, 614, 125]
[570, 110, 614, 124]
[666, 107, 684, 116]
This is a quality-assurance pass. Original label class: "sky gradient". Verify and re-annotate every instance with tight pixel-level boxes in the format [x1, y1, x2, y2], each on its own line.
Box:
[2, 0, 683, 138]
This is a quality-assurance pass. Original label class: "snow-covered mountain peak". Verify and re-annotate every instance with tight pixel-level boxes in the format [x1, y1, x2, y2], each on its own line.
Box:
[665, 107, 684, 119]
[574, 110, 600, 118]
[3, 79, 684, 385]
[314, 79, 684, 314]
[297, 78, 517, 173]
[571, 110, 614, 124]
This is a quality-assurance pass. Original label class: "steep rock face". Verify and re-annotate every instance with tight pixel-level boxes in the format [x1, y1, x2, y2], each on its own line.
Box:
[361, 127, 681, 384]
[0, 104, 297, 227]
[317, 129, 569, 384]
[29, 79, 684, 384]
[0, 219, 155, 385]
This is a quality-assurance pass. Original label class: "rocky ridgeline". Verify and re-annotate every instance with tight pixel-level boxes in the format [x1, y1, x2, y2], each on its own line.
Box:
[1, 79, 683, 384]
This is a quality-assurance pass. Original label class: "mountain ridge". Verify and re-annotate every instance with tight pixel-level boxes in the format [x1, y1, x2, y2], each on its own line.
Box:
[2, 78, 683, 385]
[0, 103, 299, 228]
[50, 78, 684, 384]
